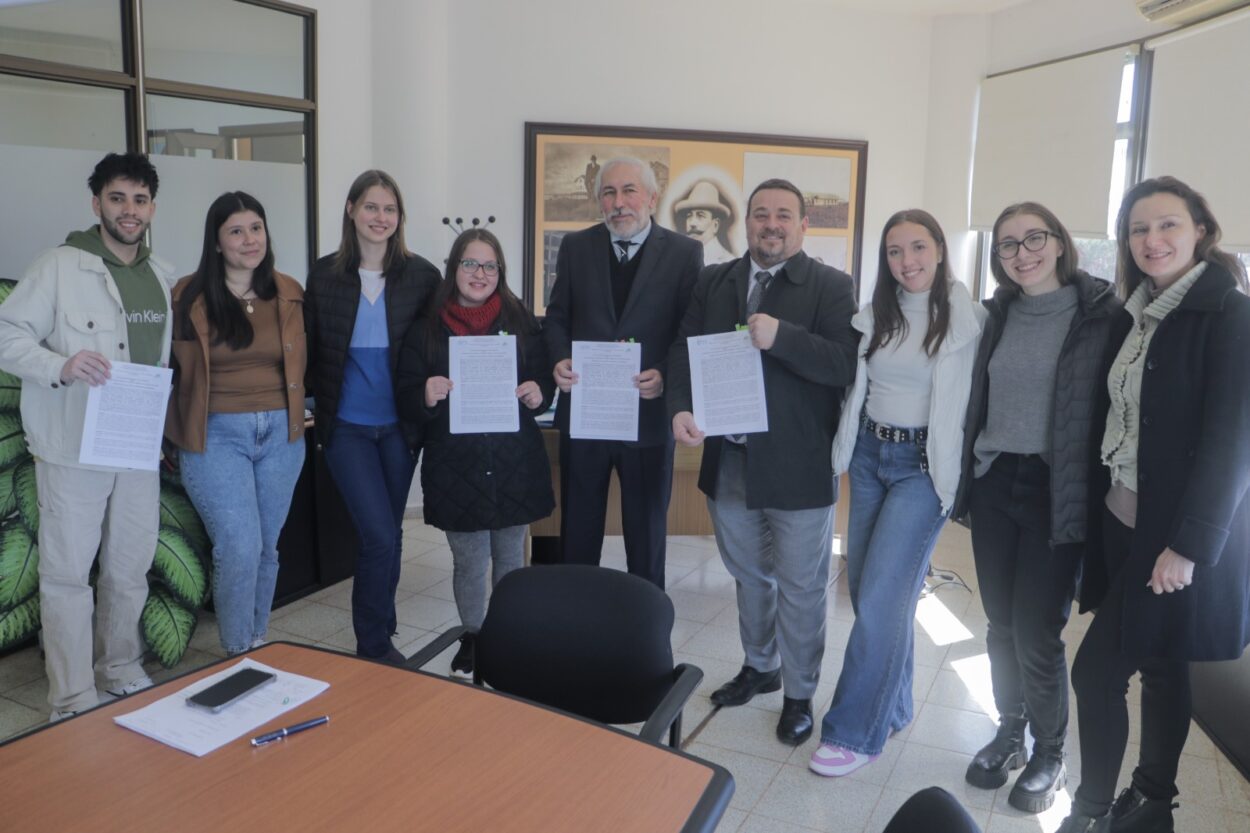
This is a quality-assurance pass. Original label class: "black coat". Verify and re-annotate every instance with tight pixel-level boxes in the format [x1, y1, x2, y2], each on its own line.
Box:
[1080, 262, 1250, 662]
[952, 271, 1122, 545]
[304, 252, 441, 446]
[542, 223, 703, 447]
[395, 312, 555, 532]
[667, 251, 858, 511]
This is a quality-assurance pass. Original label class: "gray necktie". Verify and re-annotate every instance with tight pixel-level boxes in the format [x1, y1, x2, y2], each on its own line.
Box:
[747, 269, 774, 315]
[615, 240, 635, 262]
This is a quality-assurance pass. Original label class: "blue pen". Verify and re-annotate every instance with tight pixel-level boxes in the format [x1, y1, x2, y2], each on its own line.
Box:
[250, 715, 329, 747]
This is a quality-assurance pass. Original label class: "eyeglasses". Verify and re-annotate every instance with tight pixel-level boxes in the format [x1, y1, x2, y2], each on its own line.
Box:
[459, 258, 499, 276]
[992, 230, 1056, 259]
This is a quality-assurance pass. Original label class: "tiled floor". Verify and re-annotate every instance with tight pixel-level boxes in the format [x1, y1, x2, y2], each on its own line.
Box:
[2, 518, 1248, 832]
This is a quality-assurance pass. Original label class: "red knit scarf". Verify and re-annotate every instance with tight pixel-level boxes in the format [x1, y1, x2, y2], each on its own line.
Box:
[440, 293, 502, 336]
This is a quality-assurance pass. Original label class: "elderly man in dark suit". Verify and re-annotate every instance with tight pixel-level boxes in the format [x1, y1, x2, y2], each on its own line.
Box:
[668, 178, 857, 745]
[543, 156, 703, 589]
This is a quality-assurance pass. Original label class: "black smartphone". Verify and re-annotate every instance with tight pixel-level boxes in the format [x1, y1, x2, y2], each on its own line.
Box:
[186, 668, 277, 713]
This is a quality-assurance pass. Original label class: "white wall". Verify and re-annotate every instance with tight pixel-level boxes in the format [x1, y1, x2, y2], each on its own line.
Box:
[363, 0, 936, 302]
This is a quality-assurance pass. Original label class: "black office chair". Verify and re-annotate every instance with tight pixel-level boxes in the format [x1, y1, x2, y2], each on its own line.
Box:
[407, 564, 703, 748]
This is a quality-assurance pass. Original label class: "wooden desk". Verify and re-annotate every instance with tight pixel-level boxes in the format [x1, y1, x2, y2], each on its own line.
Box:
[0, 643, 732, 833]
[531, 428, 713, 537]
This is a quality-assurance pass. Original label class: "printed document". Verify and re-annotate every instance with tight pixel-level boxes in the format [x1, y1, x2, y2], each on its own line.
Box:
[113, 658, 330, 757]
[449, 334, 519, 434]
[569, 340, 641, 441]
[78, 361, 173, 470]
[688, 330, 769, 436]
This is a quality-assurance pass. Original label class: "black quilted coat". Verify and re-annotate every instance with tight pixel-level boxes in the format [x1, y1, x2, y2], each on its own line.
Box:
[304, 252, 441, 446]
[395, 313, 555, 532]
[953, 271, 1121, 546]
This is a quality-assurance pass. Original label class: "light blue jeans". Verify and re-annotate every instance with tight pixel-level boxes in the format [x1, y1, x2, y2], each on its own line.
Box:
[820, 427, 946, 755]
[179, 409, 305, 655]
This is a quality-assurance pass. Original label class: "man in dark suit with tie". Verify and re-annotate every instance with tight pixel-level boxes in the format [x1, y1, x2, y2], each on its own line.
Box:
[543, 156, 703, 589]
[668, 178, 857, 746]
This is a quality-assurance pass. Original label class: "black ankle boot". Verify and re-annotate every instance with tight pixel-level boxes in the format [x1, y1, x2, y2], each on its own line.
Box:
[965, 715, 1028, 789]
[1008, 743, 1066, 813]
[1057, 811, 1110, 833]
[1110, 785, 1179, 833]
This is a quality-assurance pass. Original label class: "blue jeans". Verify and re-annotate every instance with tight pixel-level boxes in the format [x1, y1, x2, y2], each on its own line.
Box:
[820, 428, 946, 754]
[179, 409, 305, 655]
[323, 420, 416, 658]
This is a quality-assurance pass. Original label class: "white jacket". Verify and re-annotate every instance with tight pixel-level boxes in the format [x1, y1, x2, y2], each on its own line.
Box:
[830, 281, 985, 513]
[0, 244, 174, 467]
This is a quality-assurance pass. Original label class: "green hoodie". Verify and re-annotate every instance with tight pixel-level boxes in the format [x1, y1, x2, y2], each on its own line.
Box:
[64, 226, 168, 367]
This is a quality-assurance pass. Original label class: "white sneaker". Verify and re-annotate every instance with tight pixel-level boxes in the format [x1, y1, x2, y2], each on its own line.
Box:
[250, 637, 267, 650]
[49, 709, 79, 723]
[104, 675, 154, 698]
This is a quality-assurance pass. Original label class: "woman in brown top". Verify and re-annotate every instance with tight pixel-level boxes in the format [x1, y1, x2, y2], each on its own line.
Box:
[166, 191, 306, 656]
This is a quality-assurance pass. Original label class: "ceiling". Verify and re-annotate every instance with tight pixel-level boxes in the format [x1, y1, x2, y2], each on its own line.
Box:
[823, 0, 1034, 12]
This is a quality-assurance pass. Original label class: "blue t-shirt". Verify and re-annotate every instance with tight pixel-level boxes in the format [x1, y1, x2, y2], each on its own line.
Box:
[337, 291, 397, 425]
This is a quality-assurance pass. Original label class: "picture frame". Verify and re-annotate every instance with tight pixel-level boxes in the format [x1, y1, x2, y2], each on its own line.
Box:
[523, 121, 868, 315]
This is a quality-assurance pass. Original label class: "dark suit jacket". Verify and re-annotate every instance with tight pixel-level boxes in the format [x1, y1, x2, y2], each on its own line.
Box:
[667, 251, 858, 510]
[543, 222, 703, 447]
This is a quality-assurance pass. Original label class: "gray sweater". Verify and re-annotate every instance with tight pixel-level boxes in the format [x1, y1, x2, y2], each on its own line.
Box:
[973, 285, 1079, 475]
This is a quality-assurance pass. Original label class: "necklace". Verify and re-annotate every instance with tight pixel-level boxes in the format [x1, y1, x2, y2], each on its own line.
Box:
[228, 286, 256, 314]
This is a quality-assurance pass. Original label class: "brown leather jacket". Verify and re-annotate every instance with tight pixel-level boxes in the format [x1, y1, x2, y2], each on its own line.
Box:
[165, 272, 306, 452]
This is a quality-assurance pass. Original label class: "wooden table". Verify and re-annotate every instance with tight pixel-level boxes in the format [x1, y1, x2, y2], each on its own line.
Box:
[0, 643, 732, 833]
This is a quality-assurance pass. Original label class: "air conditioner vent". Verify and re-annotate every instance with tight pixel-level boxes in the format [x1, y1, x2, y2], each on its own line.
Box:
[1136, 0, 1250, 24]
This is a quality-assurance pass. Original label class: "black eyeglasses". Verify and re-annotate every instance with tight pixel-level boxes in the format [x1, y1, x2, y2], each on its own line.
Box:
[459, 258, 499, 276]
[992, 230, 1055, 259]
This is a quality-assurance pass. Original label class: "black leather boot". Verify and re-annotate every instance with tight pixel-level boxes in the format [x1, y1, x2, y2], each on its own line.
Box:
[1009, 743, 1066, 813]
[965, 715, 1028, 788]
[1109, 785, 1179, 833]
[1057, 811, 1111, 833]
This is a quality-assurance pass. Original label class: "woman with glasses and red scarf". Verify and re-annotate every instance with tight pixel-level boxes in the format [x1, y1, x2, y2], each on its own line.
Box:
[396, 229, 554, 677]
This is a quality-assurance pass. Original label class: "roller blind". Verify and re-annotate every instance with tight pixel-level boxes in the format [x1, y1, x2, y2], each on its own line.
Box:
[1144, 11, 1250, 248]
[970, 47, 1126, 236]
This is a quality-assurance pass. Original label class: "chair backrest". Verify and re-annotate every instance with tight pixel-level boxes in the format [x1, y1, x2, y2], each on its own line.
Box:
[475, 565, 676, 726]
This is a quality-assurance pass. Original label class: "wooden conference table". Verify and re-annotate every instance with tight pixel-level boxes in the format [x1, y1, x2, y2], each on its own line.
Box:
[0, 643, 732, 833]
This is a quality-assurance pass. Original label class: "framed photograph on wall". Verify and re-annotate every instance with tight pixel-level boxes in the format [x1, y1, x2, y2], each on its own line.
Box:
[523, 121, 868, 315]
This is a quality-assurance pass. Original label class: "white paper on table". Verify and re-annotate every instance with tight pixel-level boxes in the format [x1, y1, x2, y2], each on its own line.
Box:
[569, 340, 641, 442]
[449, 334, 519, 435]
[77, 361, 173, 470]
[112, 658, 330, 757]
[688, 329, 769, 436]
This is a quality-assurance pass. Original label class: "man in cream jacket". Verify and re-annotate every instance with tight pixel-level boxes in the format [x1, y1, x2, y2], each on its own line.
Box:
[0, 152, 173, 721]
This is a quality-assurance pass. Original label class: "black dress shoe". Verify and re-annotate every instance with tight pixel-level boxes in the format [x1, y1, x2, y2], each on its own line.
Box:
[1009, 744, 1066, 813]
[1109, 785, 1178, 833]
[776, 697, 813, 746]
[710, 665, 781, 706]
[966, 715, 1028, 789]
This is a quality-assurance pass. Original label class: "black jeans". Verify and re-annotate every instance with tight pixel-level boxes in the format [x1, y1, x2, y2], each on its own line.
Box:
[1069, 507, 1191, 816]
[969, 453, 1082, 746]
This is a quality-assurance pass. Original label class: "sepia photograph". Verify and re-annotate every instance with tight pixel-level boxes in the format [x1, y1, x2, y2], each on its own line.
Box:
[524, 123, 867, 313]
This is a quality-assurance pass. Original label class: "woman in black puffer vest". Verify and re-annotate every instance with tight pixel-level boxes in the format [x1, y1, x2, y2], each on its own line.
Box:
[953, 202, 1121, 814]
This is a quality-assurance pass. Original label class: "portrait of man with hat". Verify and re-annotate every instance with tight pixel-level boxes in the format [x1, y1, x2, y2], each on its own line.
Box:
[674, 179, 737, 264]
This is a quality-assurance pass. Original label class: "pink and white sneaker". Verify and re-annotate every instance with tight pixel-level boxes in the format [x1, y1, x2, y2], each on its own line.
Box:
[809, 743, 879, 777]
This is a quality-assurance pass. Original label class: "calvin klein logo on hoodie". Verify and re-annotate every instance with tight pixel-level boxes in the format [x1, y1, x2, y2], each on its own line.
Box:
[125, 309, 167, 325]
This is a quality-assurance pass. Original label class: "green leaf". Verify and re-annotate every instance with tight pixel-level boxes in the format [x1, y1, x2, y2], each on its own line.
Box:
[0, 463, 16, 519]
[0, 412, 26, 470]
[141, 584, 196, 668]
[0, 371, 20, 412]
[0, 594, 39, 650]
[0, 515, 38, 613]
[14, 457, 37, 536]
[158, 484, 210, 565]
[0, 279, 14, 306]
[152, 525, 208, 609]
